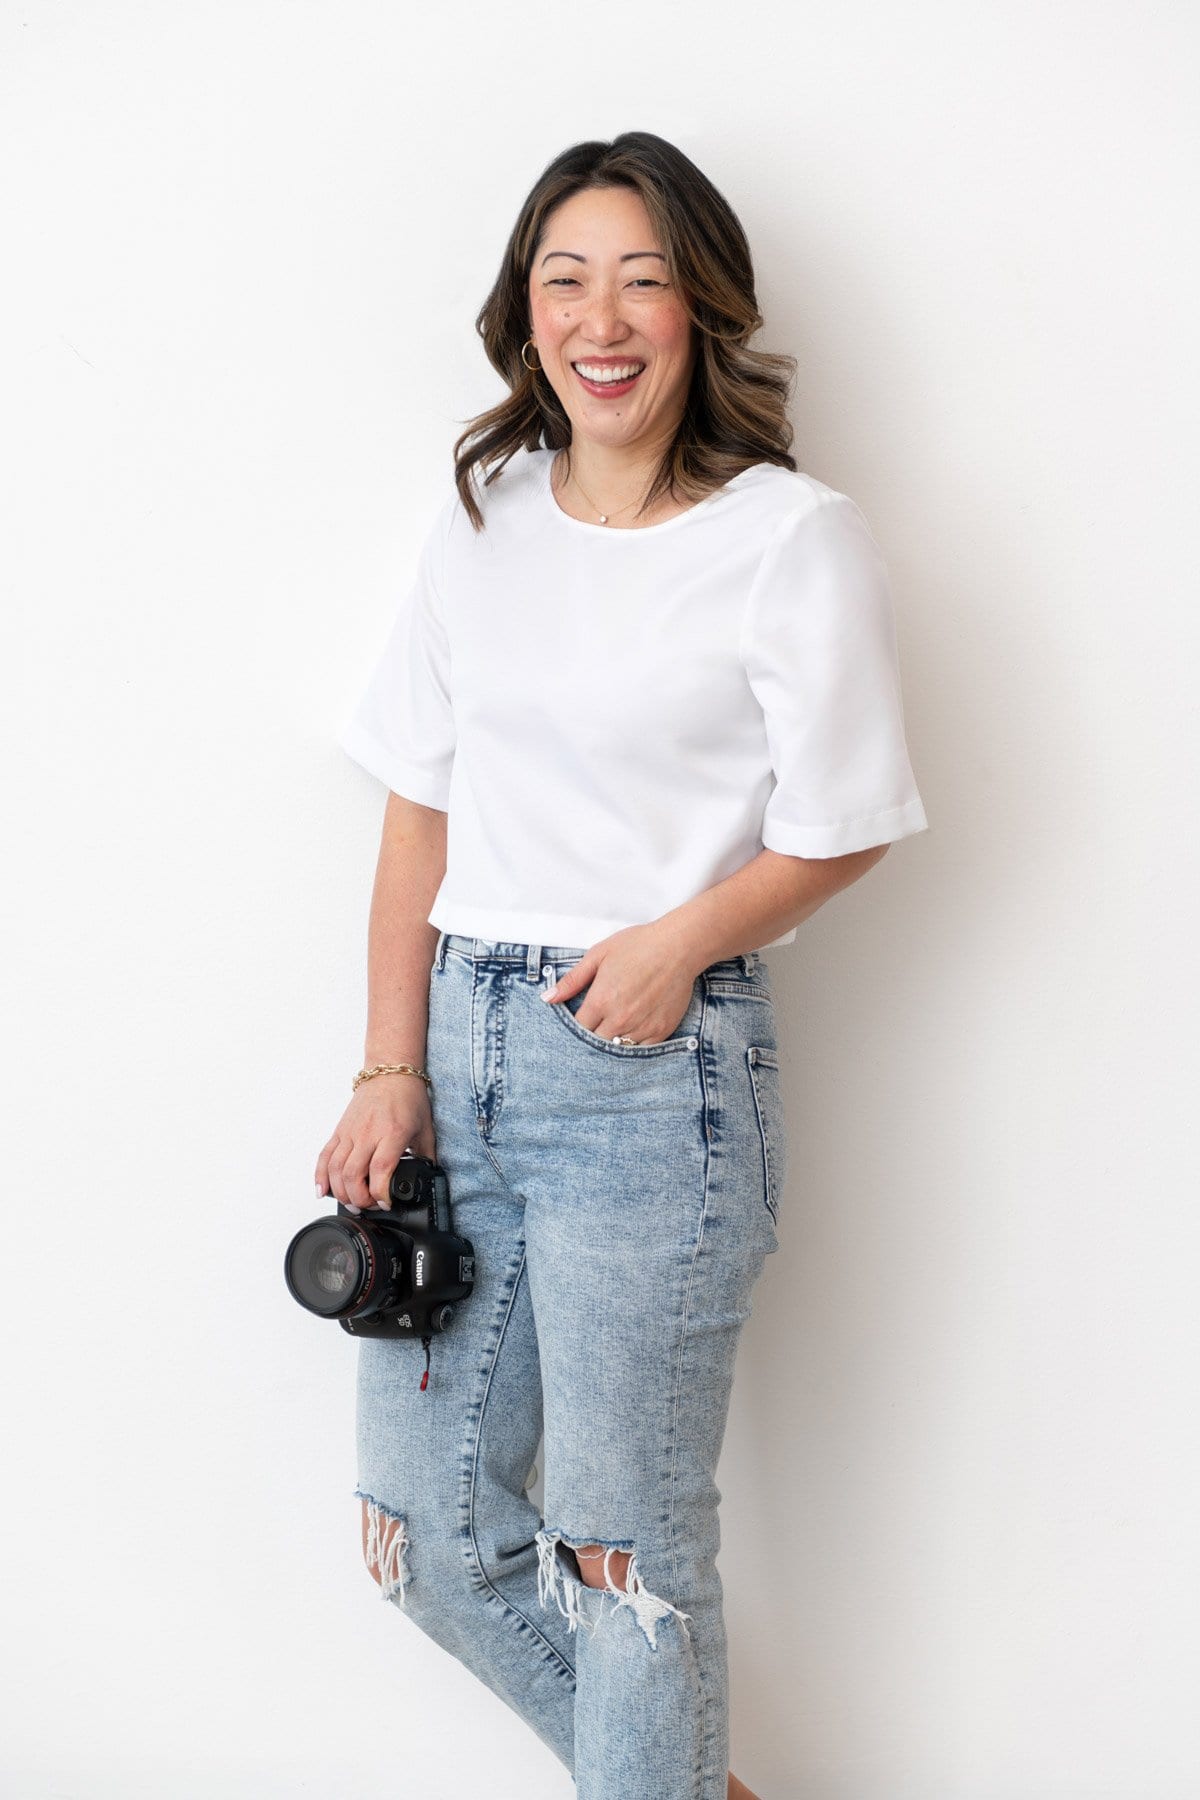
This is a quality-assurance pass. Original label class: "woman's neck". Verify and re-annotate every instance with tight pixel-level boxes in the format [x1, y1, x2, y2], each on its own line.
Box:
[552, 441, 688, 529]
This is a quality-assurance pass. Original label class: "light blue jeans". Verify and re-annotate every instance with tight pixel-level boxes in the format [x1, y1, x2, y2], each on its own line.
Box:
[354, 933, 788, 1800]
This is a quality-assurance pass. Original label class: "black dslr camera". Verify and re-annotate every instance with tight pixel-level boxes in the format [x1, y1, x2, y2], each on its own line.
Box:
[284, 1153, 474, 1364]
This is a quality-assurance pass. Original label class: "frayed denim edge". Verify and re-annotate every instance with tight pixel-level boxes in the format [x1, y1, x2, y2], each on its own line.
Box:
[355, 1488, 412, 1607]
[533, 1525, 693, 1652]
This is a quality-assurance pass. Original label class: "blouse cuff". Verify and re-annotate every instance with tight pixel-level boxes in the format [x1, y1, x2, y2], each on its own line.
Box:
[338, 717, 452, 812]
[761, 795, 929, 858]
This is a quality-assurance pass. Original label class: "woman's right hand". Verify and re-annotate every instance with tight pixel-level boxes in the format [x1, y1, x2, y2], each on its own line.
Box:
[314, 1076, 438, 1213]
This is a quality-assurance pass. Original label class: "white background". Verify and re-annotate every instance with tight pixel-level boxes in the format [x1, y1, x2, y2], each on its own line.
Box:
[3, 3, 1197, 1796]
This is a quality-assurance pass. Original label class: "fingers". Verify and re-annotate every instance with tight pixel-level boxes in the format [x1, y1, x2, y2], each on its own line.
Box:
[320, 1140, 435, 1211]
[541, 955, 593, 1004]
[544, 956, 651, 1038]
[314, 1103, 438, 1216]
[365, 1135, 411, 1209]
[569, 968, 694, 1043]
[329, 1139, 396, 1211]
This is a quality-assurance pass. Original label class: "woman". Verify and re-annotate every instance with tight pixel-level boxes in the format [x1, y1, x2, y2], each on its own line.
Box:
[315, 132, 928, 1800]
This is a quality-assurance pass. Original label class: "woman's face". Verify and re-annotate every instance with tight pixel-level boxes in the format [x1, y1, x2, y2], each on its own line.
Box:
[527, 186, 697, 455]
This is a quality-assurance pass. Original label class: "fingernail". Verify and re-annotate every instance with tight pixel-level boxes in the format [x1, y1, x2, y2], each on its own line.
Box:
[542, 985, 558, 1002]
[315, 1183, 325, 1199]
[344, 1202, 362, 1215]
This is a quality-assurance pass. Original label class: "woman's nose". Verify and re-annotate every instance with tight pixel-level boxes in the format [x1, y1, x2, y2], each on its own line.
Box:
[577, 294, 629, 345]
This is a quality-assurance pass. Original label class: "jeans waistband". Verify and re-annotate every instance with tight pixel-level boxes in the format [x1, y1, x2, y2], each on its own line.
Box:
[434, 931, 761, 981]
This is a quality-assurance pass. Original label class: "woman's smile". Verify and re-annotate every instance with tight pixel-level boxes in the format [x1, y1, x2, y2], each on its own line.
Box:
[571, 358, 647, 397]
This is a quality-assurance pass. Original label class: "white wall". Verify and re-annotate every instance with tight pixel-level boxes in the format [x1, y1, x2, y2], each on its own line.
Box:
[3, 4, 1196, 1796]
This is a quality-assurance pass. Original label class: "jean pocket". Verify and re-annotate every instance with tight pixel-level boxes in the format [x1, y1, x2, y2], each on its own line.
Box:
[546, 969, 701, 1059]
[747, 1046, 788, 1220]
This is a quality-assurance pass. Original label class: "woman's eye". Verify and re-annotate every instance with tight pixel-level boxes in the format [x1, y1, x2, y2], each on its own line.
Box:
[545, 278, 664, 290]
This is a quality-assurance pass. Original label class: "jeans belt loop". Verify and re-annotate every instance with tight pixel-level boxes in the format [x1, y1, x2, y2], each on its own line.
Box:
[526, 942, 543, 982]
[435, 929, 448, 970]
[740, 951, 754, 977]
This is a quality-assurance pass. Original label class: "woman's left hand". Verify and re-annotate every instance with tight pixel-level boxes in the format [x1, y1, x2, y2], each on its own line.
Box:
[541, 924, 698, 1045]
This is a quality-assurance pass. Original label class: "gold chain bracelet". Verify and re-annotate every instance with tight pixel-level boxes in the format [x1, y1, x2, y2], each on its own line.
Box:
[352, 1062, 432, 1092]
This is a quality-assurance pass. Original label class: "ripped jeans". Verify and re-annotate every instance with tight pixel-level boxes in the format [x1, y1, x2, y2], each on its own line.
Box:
[354, 932, 788, 1800]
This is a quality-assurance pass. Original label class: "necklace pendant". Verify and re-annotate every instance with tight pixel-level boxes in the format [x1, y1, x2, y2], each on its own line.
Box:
[598, 513, 608, 524]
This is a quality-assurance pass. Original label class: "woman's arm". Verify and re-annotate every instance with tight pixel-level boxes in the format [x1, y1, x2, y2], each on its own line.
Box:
[363, 790, 447, 1067]
[543, 846, 891, 1048]
[660, 843, 890, 976]
[315, 791, 447, 1211]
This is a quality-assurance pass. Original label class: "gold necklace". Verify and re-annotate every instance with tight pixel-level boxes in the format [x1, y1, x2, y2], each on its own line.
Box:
[556, 454, 645, 526]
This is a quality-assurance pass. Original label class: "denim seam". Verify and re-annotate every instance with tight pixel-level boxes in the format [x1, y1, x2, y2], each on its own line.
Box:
[746, 1049, 780, 1221]
[461, 1242, 577, 1684]
[667, 983, 714, 1609]
[704, 983, 772, 1003]
[490, 971, 509, 1131]
[666, 978, 715, 1799]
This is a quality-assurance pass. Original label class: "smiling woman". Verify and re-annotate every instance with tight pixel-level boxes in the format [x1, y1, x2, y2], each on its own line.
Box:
[323, 130, 929, 1800]
[526, 187, 699, 521]
[456, 132, 800, 532]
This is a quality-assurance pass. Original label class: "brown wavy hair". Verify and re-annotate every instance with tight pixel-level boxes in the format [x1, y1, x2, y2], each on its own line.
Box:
[452, 131, 798, 532]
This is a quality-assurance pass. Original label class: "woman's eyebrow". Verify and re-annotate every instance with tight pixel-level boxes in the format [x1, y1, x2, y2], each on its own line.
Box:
[539, 250, 667, 267]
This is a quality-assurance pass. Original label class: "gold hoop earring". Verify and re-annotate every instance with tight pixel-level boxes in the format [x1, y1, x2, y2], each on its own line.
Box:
[521, 337, 541, 372]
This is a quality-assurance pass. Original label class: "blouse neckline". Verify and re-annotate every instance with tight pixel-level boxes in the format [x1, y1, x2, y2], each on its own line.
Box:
[538, 447, 761, 537]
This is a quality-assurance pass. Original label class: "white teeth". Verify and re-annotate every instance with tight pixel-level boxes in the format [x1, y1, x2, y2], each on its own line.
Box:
[573, 363, 644, 384]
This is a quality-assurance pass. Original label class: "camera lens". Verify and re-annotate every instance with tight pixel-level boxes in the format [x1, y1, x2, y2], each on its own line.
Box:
[284, 1219, 374, 1318]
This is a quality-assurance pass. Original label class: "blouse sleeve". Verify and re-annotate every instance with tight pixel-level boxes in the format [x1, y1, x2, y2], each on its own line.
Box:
[337, 497, 457, 811]
[740, 493, 929, 858]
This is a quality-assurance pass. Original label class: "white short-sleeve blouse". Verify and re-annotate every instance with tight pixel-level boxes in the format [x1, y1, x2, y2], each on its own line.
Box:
[337, 445, 929, 951]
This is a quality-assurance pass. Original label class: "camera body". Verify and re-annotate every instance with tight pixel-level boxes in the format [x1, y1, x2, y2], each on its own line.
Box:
[284, 1152, 474, 1339]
